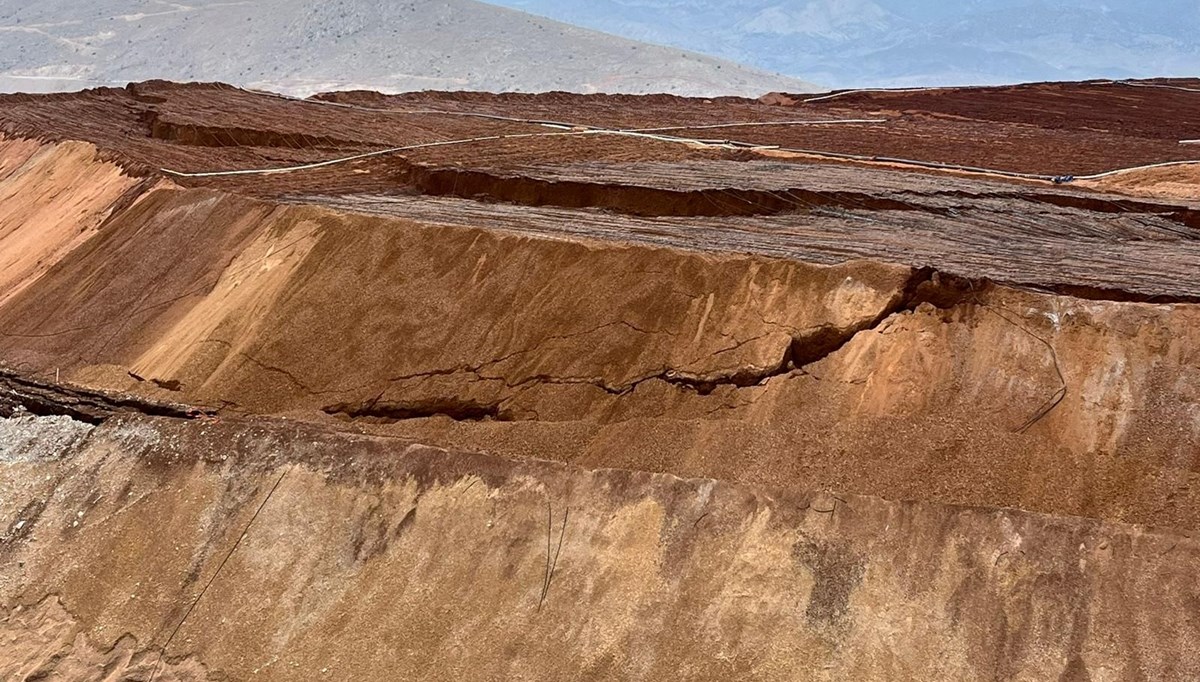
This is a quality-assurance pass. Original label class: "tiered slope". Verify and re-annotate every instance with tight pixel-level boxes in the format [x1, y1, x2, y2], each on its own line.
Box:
[1, 79, 1199, 679]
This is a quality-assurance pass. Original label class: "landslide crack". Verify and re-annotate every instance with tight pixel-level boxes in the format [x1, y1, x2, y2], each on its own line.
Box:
[652, 359, 791, 395]
[0, 367, 213, 424]
[321, 397, 514, 423]
[142, 110, 364, 150]
[790, 267, 979, 371]
[401, 164, 955, 218]
[324, 267, 982, 411]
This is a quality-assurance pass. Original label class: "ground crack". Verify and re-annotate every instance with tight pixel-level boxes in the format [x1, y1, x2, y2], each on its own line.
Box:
[321, 397, 513, 423]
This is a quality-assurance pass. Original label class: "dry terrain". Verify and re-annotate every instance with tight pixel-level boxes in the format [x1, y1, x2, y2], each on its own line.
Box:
[1, 78, 1199, 680]
[0, 0, 814, 97]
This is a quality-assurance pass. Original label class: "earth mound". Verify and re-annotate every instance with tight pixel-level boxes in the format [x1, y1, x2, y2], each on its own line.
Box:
[0, 79, 1198, 679]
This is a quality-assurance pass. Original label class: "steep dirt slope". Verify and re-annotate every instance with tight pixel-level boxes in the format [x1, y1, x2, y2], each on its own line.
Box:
[0, 136, 1198, 529]
[0, 412, 1195, 680]
[0, 138, 141, 307]
[1, 82, 1199, 680]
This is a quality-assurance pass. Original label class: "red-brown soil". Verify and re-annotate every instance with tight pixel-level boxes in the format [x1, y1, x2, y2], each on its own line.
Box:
[3, 79, 1199, 179]
[1, 79, 1199, 681]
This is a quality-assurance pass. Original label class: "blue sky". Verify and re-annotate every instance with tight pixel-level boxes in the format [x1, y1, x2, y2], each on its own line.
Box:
[485, 0, 1200, 87]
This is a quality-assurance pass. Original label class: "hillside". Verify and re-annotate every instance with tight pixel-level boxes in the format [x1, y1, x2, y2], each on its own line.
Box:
[0, 0, 815, 97]
[1, 80, 1199, 678]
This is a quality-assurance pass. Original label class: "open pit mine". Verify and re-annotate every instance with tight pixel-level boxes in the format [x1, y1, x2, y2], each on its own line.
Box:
[0, 79, 1199, 680]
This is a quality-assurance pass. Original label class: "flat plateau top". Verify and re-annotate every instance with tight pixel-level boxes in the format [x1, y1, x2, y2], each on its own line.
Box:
[3, 79, 1200, 298]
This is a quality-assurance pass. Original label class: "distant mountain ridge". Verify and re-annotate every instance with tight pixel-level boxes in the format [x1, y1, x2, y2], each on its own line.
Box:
[491, 0, 1200, 88]
[0, 0, 816, 97]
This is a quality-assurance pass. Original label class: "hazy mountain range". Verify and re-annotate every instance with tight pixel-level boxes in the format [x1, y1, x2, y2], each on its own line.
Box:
[490, 0, 1200, 88]
[0, 0, 815, 97]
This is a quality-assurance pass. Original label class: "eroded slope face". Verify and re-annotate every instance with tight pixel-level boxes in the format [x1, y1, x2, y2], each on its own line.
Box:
[0, 413, 1195, 680]
[0, 82, 1199, 680]
[0, 137, 142, 306]
[0, 131, 1199, 529]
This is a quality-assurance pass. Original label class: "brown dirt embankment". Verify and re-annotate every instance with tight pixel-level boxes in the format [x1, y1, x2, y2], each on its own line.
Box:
[1079, 163, 1200, 200]
[0, 137, 143, 307]
[0, 596, 207, 681]
[0, 137, 1199, 530]
[0, 412, 1195, 681]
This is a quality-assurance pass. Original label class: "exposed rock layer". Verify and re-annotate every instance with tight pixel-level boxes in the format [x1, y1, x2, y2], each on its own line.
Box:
[0, 135, 1198, 529]
[1, 82, 1198, 679]
[0, 413, 1195, 681]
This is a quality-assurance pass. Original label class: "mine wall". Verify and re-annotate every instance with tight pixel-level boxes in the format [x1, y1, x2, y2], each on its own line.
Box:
[1, 128, 1199, 680]
[1, 136, 1198, 529]
[0, 409, 1196, 680]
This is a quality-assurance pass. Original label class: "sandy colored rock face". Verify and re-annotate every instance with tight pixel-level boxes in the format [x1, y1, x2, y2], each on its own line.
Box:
[0, 597, 208, 682]
[0, 137, 139, 307]
[0, 414, 1195, 681]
